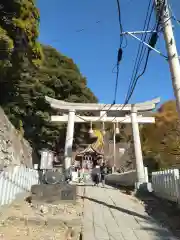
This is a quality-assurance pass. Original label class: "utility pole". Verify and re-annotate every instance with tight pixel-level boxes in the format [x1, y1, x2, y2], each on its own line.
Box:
[154, 0, 180, 117]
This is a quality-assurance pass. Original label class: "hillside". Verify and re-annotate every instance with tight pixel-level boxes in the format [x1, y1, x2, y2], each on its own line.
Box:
[0, 1, 98, 154]
[141, 100, 180, 169]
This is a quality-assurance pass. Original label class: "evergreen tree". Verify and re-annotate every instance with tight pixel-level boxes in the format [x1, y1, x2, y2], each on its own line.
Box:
[0, 1, 98, 153]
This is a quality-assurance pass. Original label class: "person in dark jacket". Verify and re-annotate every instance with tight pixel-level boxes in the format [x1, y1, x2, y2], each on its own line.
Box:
[91, 165, 100, 186]
[100, 163, 107, 187]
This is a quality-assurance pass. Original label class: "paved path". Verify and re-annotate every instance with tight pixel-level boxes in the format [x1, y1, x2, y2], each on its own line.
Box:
[80, 185, 178, 240]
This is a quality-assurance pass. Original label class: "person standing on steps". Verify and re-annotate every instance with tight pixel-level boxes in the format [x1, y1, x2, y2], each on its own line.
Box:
[100, 162, 107, 187]
[91, 165, 100, 186]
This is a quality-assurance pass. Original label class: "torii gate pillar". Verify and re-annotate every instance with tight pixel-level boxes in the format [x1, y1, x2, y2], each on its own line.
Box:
[131, 106, 145, 187]
[45, 96, 160, 187]
[64, 110, 75, 170]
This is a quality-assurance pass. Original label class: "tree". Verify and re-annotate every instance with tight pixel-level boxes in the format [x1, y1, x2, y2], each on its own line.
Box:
[141, 101, 180, 168]
[0, 1, 98, 154]
[1, 45, 98, 152]
[0, 0, 42, 68]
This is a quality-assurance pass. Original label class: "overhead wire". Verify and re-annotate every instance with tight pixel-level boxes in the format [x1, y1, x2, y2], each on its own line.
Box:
[0, 2, 123, 128]
[123, 0, 166, 107]
[174, 17, 180, 25]
[77, 0, 160, 127]
[116, 0, 124, 47]
[108, 0, 155, 124]
[76, 0, 167, 134]
[169, 4, 180, 26]
[110, 0, 166, 124]
[91, 0, 125, 125]
[76, 0, 126, 124]
[124, 0, 155, 105]
[113, 0, 126, 105]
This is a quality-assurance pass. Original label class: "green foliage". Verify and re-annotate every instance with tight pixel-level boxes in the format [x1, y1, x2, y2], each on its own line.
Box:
[0, 0, 42, 67]
[1, 44, 98, 152]
[141, 101, 180, 168]
[18, 119, 25, 137]
[0, 0, 97, 153]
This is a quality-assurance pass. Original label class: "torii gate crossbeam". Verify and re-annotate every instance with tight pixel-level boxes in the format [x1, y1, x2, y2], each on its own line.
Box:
[50, 115, 155, 123]
[45, 96, 160, 189]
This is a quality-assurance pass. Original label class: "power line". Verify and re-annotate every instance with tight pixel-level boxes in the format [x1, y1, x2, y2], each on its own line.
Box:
[116, 0, 123, 46]
[78, 0, 157, 125]
[173, 17, 180, 25]
[123, 0, 166, 106]
[113, 0, 125, 105]
[109, 0, 162, 124]
[169, 4, 180, 26]
[113, 48, 123, 104]
[79, 0, 126, 124]
[124, 0, 155, 104]
[109, 0, 155, 125]
[93, 0, 124, 121]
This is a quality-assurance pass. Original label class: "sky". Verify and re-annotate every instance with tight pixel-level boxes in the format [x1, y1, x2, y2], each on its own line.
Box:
[37, 0, 180, 106]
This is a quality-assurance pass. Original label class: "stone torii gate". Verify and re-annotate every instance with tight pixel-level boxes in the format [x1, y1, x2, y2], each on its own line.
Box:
[45, 96, 160, 188]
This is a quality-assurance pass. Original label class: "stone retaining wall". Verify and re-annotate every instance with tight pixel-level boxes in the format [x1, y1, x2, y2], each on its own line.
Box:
[0, 108, 38, 169]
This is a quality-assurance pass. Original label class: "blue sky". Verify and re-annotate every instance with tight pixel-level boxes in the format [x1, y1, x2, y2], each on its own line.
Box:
[37, 0, 180, 105]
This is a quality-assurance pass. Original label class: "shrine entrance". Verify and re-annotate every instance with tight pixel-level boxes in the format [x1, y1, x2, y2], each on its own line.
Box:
[45, 96, 160, 188]
[74, 146, 104, 170]
[71, 145, 104, 182]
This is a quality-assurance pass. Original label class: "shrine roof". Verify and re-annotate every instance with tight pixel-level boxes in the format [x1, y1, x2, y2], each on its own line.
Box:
[76, 145, 103, 156]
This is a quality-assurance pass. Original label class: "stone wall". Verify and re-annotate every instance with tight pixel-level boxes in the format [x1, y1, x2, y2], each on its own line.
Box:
[0, 108, 38, 170]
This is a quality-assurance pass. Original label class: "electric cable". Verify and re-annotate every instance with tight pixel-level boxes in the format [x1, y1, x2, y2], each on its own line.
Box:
[87, 0, 154, 126]
[169, 4, 180, 26]
[77, 0, 125, 125]
[124, 0, 155, 104]
[123, 0, 166, 106]
[125, 32, 159, 104]
[113, 48, 123, 104]
[110, 0, 162, 124]
[113, 0, 126, 105]
[82, 0, 125, 123]
[174, 17, 180, 25]
[116, 0, 124, 47]
[78, 1, 166, 133]
[77, 0, 161, 126]
[109, 0, 155, 125]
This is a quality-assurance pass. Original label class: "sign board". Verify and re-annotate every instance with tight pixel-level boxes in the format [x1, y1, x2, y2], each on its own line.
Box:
[119, 148, 125, 154]
[71, 171, 78, 182]
[61, 189, 74, 200]
[31, 183, 77, 203]
[60, 184, 76, 202]
[40, 149, 54, 170]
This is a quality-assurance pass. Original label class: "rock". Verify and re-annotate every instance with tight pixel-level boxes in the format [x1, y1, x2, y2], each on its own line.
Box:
[39, 205, 49, 214]
[0, 107, 38, 168]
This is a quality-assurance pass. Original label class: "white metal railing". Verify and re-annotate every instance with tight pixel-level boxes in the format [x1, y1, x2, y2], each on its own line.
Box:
[0, 165, 39, 206]
[105, 167, 180, 203]
[152, 169, 180, 203]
